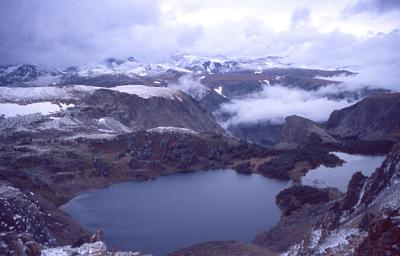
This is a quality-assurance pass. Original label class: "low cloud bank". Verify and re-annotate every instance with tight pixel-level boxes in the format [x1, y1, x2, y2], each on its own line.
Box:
[336, 64, 400, 92]
[219, 85, 351, 127]
[168, 75, 208, 100]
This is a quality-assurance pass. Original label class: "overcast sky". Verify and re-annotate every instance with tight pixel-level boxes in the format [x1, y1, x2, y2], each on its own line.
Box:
[1, 0, 399, 69]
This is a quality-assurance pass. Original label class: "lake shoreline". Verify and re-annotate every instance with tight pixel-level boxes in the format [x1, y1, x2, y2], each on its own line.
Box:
[61, 153, 385, 255]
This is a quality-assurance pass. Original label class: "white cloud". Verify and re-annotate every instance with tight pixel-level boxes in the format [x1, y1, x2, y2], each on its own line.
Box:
[168, 75, 208, 100]
[219, 85, 351, 126]
[0, 0, 399, 74]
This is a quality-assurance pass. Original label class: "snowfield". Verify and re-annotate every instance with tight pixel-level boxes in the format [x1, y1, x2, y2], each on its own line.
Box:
[110, 85, 180, 99]
[0, 102, 74, 117]
[147, 126, 199, 135]
[214, 86, 225, 97]
[0, 84, 182, 104]
[0, 86, 72, 102]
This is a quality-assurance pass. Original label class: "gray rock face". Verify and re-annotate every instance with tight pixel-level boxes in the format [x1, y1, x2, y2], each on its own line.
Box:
[0, 65, 50, 86]
[327, 93, 400, 142]
[74, 89, 225, 134]
[0, 181, 90, 251]
[275, 185, 341, 216]
[0, 86, 225, 136]
[42, 241, 150, 256]
[0, 182, 54, 246]
[0, 232, 42, 256]
[278, 115, 338, 149]
[285, 143, 400, 256]
[226, 122, 283, 148]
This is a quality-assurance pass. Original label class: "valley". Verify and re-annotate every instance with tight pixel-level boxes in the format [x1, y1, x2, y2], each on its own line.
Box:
[0, 55, 399, 256]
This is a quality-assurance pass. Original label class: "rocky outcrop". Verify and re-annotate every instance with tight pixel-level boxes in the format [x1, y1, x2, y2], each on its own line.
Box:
[277, 115, 338, 149]
[42, 241, 149, 256]
[327, 93, 400, 143]
[275, 185, 341, 216]
[198, 90, 229, 113]
[283, 143, 400, 255]
[355, 209, 400, 256]
[0, 182, 54, 246]
[253, 186, 341, 253]
[0, 232, 42, 256]
[257, 148, 343, 180]
[0, 182, 90, 255]
[268, 94, 400, 153]
[226, 122, 283, 148]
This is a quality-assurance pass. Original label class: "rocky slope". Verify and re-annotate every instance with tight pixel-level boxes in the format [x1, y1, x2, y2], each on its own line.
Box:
[225, 122, 284, 147]
[253, 186, 342, 252]
[272, 93, 400, 153]
[0, 181, 91, 255]
[217, 90, 390, 149]
[283, 143, 400, 255]
[277, 115, 338, 149]
[327, 93, 400, 145]
[0, 85, 224, 135]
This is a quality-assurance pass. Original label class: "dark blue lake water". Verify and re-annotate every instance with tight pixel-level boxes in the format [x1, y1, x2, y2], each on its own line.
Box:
[302, 152, 385, 191]
[61, 170, 289, 255]
[62, 153, 385, 255]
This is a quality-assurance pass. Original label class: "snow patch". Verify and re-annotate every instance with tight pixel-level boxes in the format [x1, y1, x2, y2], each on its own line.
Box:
[147, 126, 199, 135]
[309, 229, 322, 249]
[0, 102, 61, 117]
[214, 86, 224, 96]
[0, 87, 71, 102]
[284, 241, 303, 256]
[316, 228, 359, 254]
[94, 117, 131, 133]
[42, 241, 149, 256]
[59, 103, 75, 109]
[109, 85, 178, 99]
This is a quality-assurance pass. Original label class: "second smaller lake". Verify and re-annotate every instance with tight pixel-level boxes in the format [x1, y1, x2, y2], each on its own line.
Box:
[302, 152, 385, 191]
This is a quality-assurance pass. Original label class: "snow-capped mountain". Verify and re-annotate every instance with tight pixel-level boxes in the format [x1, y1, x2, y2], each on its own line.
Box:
[0, 64, 61, 86]
[0, 54, 291, 87]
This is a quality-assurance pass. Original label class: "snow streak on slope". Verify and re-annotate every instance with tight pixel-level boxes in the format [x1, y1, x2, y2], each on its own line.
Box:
[110, 85, 179, 99]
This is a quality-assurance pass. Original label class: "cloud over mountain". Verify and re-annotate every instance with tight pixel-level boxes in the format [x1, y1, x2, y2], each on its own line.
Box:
[0, 0, 399, 78]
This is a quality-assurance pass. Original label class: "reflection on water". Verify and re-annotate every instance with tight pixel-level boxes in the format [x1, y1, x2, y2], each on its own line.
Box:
[302, 152, 385, 191]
